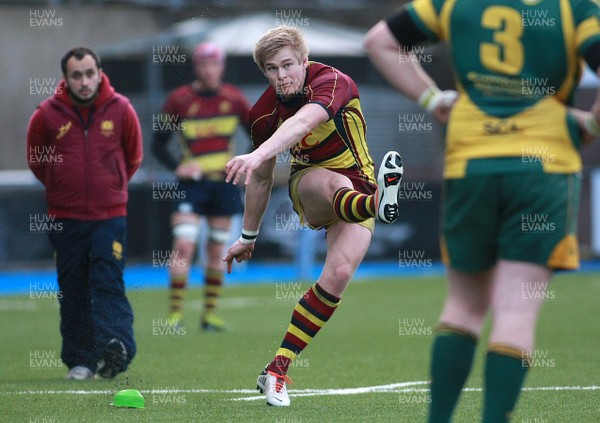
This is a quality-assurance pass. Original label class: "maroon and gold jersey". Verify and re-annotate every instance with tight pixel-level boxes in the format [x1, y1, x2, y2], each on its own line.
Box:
[250, 61, 376, 192]
[161, 83, 250, 178]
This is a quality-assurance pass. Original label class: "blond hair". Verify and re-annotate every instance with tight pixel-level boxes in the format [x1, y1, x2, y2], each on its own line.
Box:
[253, 26, 309, 72]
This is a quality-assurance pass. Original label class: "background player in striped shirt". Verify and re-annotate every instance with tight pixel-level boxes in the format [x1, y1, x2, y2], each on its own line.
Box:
[222, 26, 403, 407]
[152, 42, 251, 331]
[365, 0, 600, 421]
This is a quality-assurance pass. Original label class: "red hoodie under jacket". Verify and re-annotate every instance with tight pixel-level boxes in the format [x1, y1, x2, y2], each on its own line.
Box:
[27, 74, 143, 220]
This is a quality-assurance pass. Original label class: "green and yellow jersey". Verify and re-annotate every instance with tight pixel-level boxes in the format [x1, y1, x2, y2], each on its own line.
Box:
[387, 0, 600, 178]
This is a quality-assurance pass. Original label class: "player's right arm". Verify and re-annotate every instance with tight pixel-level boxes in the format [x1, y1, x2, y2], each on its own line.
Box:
[364, 3, 457, 123]
[226, 103, 328, 185]
[223, 156, 276, 273]
[364, 20, 432, 103]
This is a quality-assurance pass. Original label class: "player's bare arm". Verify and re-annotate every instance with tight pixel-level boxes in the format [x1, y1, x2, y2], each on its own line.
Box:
[225, 103, 328, 185]
[364, 21, 431, 101]
[364, 20, 457, 123]
[223, 157, 276, 273]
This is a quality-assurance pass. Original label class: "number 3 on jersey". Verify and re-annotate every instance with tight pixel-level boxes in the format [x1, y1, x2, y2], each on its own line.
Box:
[480, 6, 524, 75]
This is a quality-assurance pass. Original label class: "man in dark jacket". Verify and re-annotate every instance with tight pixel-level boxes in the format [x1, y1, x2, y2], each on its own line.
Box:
[27, 47, 143, 380]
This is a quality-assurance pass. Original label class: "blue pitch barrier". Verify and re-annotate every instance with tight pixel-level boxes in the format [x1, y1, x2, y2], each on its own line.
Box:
[2, 260, 599, 296]
[0, 261, 447, 296]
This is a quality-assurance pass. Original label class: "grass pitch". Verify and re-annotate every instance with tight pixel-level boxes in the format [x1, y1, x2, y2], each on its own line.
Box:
[0, 271, 599, 422]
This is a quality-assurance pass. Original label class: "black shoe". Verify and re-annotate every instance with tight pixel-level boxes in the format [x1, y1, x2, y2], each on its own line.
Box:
[97, 338, 128, 379]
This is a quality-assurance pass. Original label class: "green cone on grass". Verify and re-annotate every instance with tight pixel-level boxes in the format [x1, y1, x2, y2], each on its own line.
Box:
[111, 389, 145, 409]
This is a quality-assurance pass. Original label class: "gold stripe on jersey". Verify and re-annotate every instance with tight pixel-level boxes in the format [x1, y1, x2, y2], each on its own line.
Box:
[557, 0, 579, 103]
[339, 100, 375, 184]
[183, 151, 231, 174]
[576, 15, 600, 50]
[294, 99, 375, 184]
[411, 0, 442, 39]
[444, 95, 582, 178]
[297, 118, 356, 170]
[318, 66, 338, 110]
[439, 0, 457, 41]
[182, 115, 240, 139]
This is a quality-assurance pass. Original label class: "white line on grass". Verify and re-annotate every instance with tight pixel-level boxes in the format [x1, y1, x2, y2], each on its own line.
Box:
[3, 382, 429, 396]
[3, 388, 258, 395]
[3, 383, 599, 400]
[232, 385, 600, 401]
[231, 381, 429, 401]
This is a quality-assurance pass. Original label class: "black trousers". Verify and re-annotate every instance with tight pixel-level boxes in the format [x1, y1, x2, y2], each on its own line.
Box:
[48, 217, 136, 371]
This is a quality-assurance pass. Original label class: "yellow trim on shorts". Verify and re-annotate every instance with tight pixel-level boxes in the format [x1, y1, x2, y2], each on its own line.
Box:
[547, 233, 579, 270]
[439, 235, 450, 266]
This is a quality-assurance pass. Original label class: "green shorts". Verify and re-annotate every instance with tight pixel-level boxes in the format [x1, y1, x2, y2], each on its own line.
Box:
[441, 173, 581, 273]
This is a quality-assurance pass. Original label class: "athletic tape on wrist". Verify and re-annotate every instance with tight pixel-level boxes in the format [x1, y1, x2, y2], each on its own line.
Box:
[418, 86, 458, 114]
[417, 86, 441, 112]
[239, 229, 259, 244]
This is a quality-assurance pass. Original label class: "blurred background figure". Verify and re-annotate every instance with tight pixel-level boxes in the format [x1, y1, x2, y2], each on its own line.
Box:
[152, 42, 251, 331]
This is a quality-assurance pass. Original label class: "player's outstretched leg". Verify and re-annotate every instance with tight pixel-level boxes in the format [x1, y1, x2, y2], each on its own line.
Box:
[376, 151, 403, 223]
